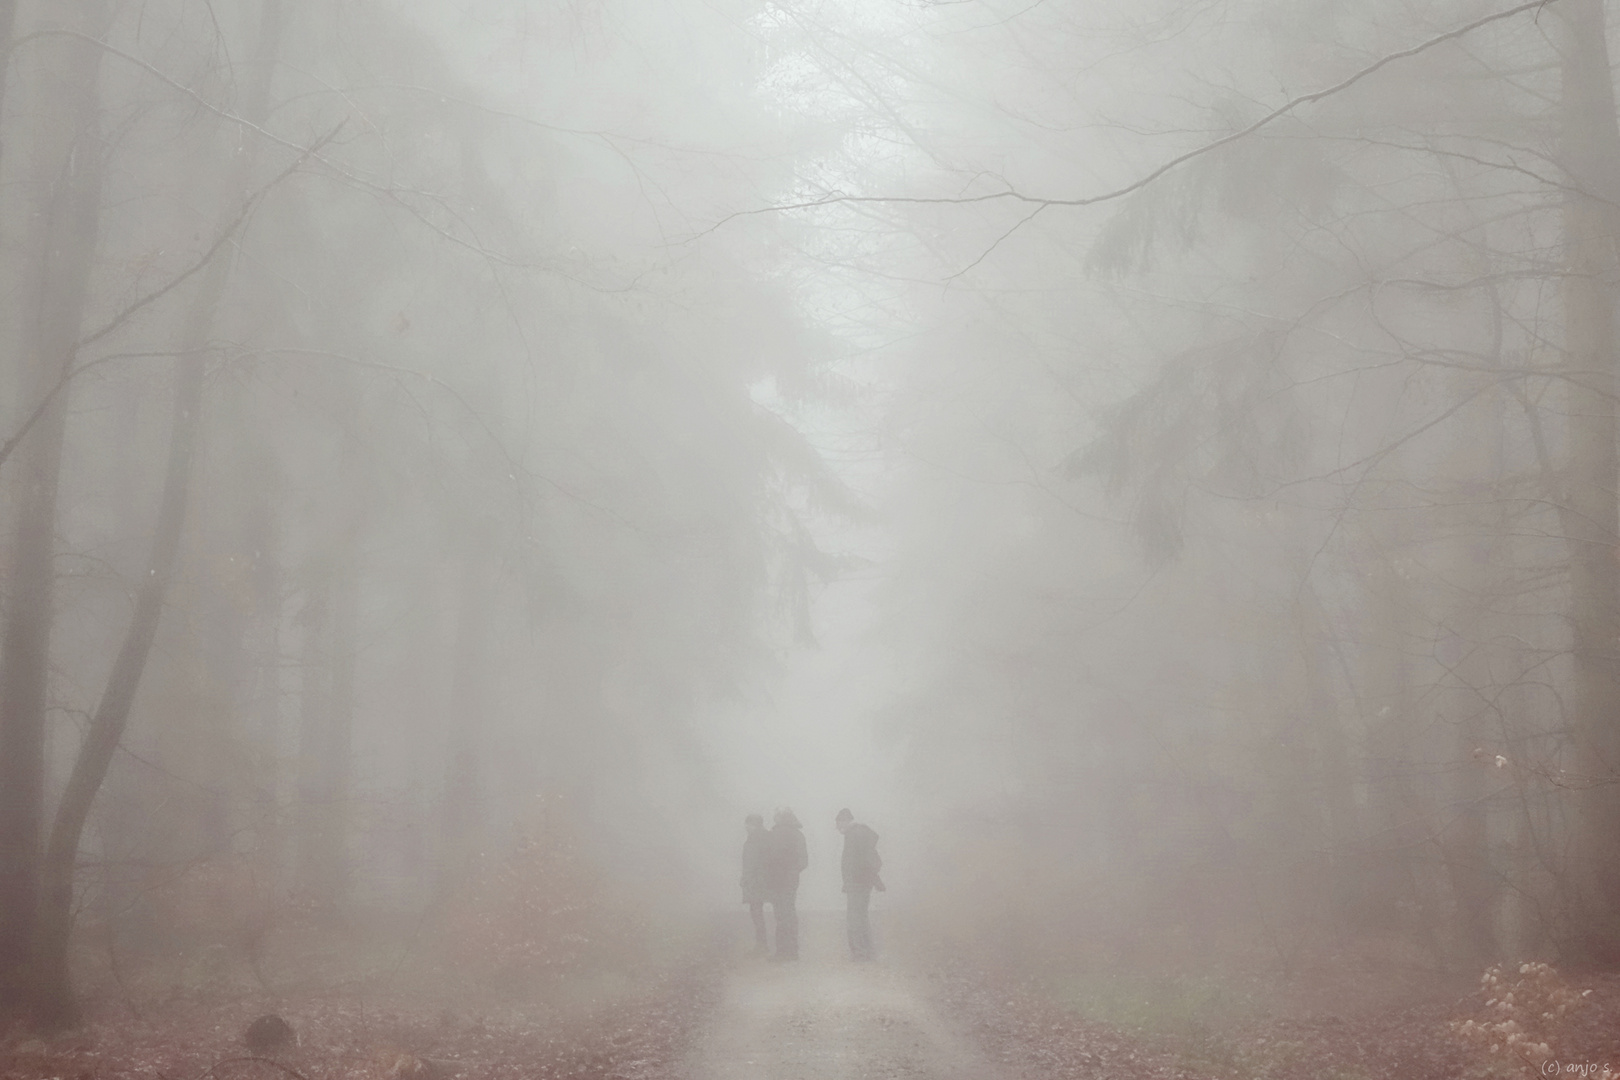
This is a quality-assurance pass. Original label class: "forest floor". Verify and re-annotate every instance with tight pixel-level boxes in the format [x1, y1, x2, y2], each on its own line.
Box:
[921, 936, 1620, 1080]
[6, 913, 1620, 1080]
[0, 915, 729, 1080]
[686, 912, 1620, 1080]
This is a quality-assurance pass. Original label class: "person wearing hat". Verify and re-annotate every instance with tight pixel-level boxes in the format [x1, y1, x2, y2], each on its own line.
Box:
[835, 808, 883, 961]
[740, 813, 771, 956]
[765, 808, 807, 961]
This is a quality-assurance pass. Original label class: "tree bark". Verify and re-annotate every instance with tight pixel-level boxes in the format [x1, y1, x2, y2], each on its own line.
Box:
[0, 0, 19, 166]
[1362, 546, 1446, 959]
[325, 554, 357, 905]
[30, 0, 288, 1021]
[439, 549, 490, 904]
[293, 380, 363, 912]
[294, 545, 357, 910]
[245, 494, 287, 898]
[295, 567, 334, 901]
[0, 1, 113, 1011]
[33, 341, 205, 1025]
[1295, 578, 1356, 914]
[1555, 0, 1620, 958]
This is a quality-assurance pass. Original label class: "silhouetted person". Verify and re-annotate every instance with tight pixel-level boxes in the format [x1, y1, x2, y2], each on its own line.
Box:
[740, 812, 770, 955]
[765, 808, 807, 961]
[836, 808, 882, 960]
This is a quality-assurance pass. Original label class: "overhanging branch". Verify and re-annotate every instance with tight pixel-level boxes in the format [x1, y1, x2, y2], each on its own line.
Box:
[0, 126, 338, 474]
[710, 0, 1562, 230]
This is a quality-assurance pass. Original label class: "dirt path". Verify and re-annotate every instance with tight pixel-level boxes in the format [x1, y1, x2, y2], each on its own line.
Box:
[682, 913, 1006, 1080]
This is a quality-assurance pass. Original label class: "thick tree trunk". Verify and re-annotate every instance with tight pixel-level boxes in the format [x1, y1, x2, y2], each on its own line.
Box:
[294, 549, 358, 910]
[1363, 550, 1446, 958]
[325, 558, 357, 903]
[33, 347, 205, 1025]
[0, 0, 19, 167]
[295, 569, 334, 900]
[1295, 580, 1356, 913]
[30, 0, 288, 1021]
[1555, 0, 1620, 958]
[294, 392, 362, 910]
[0, 408, 63, 999]
[1448, 707, 1494, 961]
[1440, 529, 1500, 965]
[1432, 356, 1506, 964]
[0, 2, 113, 1011]
[245, 495, 287, 896]
[439, 550, 490, 904]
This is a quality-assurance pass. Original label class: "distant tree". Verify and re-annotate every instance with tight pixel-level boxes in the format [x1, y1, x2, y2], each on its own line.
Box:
[774, 0, 1620, 965]
[0, 0, 844, 1023]
[0, 1, 118, 1012]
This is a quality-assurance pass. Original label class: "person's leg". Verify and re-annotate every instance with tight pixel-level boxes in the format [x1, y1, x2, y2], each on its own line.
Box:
[766, 894, 788, 959]
[748, 900, 767, 952]
[847, 888, 873, 959]
[777, 887, 799, 959]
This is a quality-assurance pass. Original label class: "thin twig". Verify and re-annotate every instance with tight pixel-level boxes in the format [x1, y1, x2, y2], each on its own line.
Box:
[0, 126, 339, 473]
[705, 0, 1563, 231]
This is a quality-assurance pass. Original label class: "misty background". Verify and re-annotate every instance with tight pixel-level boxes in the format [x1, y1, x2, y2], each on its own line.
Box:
[2, 0, 1620, 1033]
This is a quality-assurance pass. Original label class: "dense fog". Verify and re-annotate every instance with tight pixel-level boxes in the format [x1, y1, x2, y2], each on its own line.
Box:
[4, 1, 1620, 1066]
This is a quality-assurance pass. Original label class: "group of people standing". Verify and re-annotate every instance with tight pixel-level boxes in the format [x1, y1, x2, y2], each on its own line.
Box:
[740, 807, 883, 962]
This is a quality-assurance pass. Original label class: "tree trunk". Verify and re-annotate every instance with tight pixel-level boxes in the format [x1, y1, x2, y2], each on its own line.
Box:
[30, 0, 288, 1021]
[1555, 0, 1620, 958]
[439, 550, 490, 904]
[33, 344, 205, 1025]
[245, 494, 287, 897]
[295, 568, 334, 901]
[1295, 578, 1356, 915]
[326, 555, 357, 904]
[294, 548, 358, 910]
[294, 389, 362, 912]
[0, 1, 113, 1011]
[1363, 548, 1446, 959]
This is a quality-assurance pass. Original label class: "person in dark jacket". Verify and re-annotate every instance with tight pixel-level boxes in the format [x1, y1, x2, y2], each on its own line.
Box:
[765, 808, 808, 961]
[740, 813, 770, 955]
[836, 808, 882, 961]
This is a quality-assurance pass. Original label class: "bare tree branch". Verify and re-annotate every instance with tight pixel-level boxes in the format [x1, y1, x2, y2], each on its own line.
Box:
[244, 347, 651, 534]
[706, 0, 1562, 232]
[8, 30, 583, 281]
[0, 127, 338, 474]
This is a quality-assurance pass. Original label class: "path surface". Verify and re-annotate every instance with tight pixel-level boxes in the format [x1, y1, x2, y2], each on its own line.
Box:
[682, 913, 1009, 1080]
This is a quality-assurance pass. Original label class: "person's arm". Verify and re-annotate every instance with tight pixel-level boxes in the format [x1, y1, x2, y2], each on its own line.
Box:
[866, 831, 884, 889]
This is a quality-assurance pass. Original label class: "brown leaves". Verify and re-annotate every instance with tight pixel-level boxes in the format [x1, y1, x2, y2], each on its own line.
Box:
[1450, 964, 1620, 1079]
[0, 946, 724, 1080]
[926, 958, 1480, 1080]
[438, 815, 649, 989]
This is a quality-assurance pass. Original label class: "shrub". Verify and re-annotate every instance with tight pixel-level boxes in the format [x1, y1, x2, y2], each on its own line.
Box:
[1449, 962, 1604, 1077]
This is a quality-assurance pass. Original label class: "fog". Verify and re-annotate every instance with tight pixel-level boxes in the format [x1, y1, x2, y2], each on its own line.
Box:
[2, 0, 1620, 1072]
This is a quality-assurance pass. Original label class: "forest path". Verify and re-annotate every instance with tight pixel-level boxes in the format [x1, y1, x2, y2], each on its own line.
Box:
[682, 913, 1007, 1080]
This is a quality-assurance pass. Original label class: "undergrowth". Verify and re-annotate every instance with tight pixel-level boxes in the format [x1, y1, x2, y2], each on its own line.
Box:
[1449, 962, 1607, 1079]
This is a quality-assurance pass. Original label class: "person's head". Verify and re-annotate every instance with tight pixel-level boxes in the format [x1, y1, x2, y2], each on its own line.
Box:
[835, 807, 854, 833]
[745, 813, 764, 831]
[774, 807, 799, 828]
